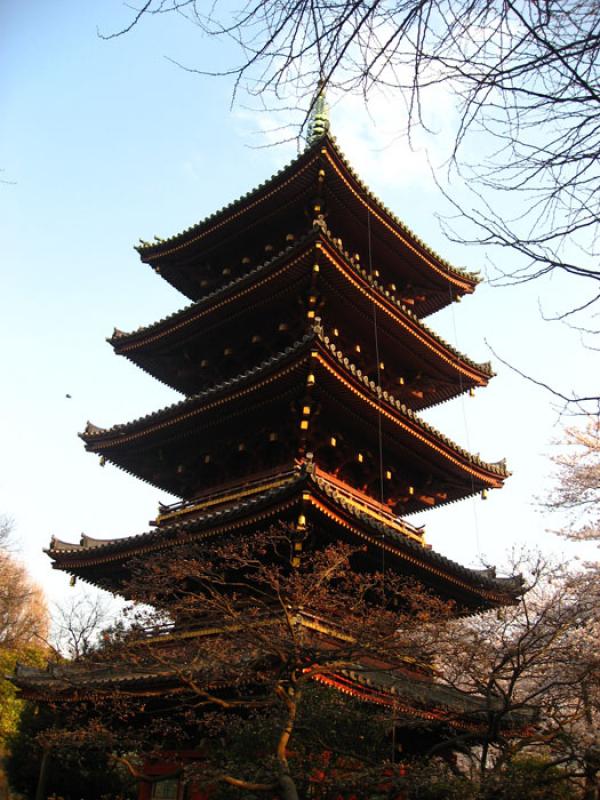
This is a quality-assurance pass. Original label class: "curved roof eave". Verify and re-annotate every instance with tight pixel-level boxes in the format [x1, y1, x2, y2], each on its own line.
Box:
[136, 135, 479, 292]
[113, 228, 493, 386]
[46, 469, 522, 604]
[81, 331, 508, 486]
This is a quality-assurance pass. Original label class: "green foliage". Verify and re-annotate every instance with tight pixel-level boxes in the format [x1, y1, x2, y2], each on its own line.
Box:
[401, 756, 575, 800]
[0, 646, 46, 743]
[481, 756, 575, 800]
[6, 702, 135, 800]
[401, 761, 477, 800]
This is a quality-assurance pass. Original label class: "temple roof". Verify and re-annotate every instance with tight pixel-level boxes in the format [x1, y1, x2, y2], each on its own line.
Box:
[10, 646, 532, 732]
[83, 329, 506, 500]
[46, 467, 522, 608]
[136, 135, 479, 315]
[111, 226, 492, 405]
[10, 659, 532, 744]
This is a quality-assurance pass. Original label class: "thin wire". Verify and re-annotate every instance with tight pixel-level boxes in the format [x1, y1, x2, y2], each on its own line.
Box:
[448, 285, 481, 556]
[366, 206, 394, 761]
[367, 207, 386, 510]
[365, 203, 393, 679]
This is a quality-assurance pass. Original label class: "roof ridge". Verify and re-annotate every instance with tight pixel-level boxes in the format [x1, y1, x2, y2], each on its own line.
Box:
[135, 135, 478, 289]
[81, 333, 317, 443]
[312, 324, 507, 478]
[47, 471, 308, 555]
[136, 143, 320, 257]
[310, 473, 522, 597]
[322, 136, 480, 285]
[110, 227, 319, 349]
[317, 225, 493, 378]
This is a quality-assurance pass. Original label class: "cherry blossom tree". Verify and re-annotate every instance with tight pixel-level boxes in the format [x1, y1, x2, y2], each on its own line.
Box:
[428, 549, 600, 799]
[546, 421, 600, 543]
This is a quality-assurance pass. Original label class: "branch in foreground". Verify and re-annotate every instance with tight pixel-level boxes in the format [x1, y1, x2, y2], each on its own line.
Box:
[484, 339, 600, 416]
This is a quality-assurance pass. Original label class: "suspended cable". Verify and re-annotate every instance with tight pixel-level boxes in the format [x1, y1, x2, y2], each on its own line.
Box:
[366, 205, 397, 764]
[367, 207, 386, 510]
[364, 205, 390, 601]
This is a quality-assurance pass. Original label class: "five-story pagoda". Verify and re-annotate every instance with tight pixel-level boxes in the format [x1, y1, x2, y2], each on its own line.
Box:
[15, 97, 524, 795]
[50, 107, 513, 606]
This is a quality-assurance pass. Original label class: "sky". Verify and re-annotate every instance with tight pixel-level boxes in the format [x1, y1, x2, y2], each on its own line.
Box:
[1, 1, 597, 617]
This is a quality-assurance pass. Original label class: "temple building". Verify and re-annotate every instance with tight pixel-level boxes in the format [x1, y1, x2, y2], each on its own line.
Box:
[14, 98, 524, 797]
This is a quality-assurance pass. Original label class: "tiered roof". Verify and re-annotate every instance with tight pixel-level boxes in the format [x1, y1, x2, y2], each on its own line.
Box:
[111, 226, 492, 407]
[136, 135, 479, 316]
[44, 122, 516, 609]
[12, 620, 532, 734]
[79, 327, 506, 513]
[48, 464, 521, 610]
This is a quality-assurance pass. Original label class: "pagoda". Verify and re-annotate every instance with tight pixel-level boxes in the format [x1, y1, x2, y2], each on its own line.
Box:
[14, 97, 524, 797]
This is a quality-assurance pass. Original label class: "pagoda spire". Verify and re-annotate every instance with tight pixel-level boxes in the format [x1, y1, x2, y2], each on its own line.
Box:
[307, 83, 330, 145]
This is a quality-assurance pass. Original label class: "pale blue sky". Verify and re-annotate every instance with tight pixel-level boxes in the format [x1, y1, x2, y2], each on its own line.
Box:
[1, 2, 596, 611]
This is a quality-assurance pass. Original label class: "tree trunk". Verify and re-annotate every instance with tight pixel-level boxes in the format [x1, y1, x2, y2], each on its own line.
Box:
[34, 747, 50, 800]
[583, 761, 598, 800]
[582, 681, 599, 800]
[275, 682, 300, 800]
